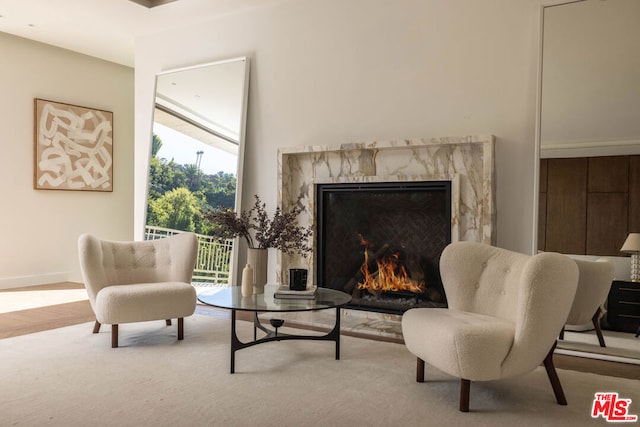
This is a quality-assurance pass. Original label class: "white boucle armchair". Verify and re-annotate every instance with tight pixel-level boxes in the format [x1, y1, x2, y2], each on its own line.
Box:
[78, 233, 198, 348]
[401, 241, 579, 412]
[560, 258, 614, 347]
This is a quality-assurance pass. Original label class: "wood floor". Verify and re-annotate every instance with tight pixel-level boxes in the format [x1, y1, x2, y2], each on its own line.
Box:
[0, 282, 95, 339]
[2, 282, 639, 380]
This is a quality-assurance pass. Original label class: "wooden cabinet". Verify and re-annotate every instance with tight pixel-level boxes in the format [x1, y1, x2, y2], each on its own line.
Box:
[544, 158, 587, 254]
[539, 155, 640, 256]
[607, 280, 640, 335]
[587, 193, 628, 255]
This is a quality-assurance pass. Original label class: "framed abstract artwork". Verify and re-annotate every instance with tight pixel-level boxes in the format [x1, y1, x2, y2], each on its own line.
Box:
[34, 98, 113, 191]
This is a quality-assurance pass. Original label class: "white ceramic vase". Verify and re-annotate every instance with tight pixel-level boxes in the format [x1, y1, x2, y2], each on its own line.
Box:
[241, 264, 254, 297]
[246, 248, 268, 294]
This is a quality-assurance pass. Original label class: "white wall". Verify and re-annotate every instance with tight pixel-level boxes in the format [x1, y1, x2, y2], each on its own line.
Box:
[541, 0, 640, 148]
[0, 32, 134, 288]
[135, 0, 543, 282]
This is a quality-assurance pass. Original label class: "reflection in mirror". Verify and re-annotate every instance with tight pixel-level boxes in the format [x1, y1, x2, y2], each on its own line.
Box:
[536, 1, 639, 362]
[145, 57, 249, 289]
[540, 0, 640, 158]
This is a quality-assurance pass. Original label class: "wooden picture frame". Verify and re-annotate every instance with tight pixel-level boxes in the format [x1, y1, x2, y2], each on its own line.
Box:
[34, 98, 113, 191]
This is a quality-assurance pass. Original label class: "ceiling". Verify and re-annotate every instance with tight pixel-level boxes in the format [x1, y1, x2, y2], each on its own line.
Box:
[0, 0, 281, 67]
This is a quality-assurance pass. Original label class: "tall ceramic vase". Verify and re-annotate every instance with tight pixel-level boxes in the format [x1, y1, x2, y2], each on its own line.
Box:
[247, 248, 268, 294]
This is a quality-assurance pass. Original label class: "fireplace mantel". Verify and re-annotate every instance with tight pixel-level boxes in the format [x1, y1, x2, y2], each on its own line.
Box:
[277, 135, 496, 284]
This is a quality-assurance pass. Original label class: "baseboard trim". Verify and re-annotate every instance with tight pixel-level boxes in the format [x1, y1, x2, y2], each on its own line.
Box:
[0, 273, 70, 290]
[556, 348, 640, 366]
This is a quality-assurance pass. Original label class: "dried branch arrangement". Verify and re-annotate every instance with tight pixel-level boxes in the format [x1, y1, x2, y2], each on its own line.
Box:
[206, 195, 312, 256]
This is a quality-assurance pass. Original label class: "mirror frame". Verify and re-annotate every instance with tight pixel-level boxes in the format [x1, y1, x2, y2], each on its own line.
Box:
[533, 0, 640, 253]
[533, 1, 640, 361]
[150, 56, 250, 284]
[532, 0, 585, 254]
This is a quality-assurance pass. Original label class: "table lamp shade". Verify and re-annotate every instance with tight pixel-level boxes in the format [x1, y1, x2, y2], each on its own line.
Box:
[621, 233, 640, 282]
[621, 233, 640, 252]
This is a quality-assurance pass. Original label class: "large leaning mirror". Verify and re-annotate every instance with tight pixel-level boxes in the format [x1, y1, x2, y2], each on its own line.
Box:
[146, 57, 250, 289]
[535, 0, 640, 361]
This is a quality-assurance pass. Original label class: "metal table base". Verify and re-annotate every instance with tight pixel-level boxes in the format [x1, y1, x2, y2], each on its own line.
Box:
[229, 308, 342, 374]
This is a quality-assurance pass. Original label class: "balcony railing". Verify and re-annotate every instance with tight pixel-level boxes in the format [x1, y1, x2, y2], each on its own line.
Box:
[144, 225, 232, 286]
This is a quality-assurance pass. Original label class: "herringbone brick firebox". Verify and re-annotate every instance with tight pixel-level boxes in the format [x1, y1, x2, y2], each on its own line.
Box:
[316, 181, 451, 314]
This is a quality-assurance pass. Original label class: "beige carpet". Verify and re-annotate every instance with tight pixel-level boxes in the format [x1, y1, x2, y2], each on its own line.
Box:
[1, 315, 639, 427]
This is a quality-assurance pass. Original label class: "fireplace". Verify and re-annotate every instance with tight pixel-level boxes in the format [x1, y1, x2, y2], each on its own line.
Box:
[277, 135, 496, 328]
[316, 181, 451, 314]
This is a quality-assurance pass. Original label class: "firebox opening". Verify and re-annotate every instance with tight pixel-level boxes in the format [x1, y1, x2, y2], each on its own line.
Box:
[316, 181, 452, 315]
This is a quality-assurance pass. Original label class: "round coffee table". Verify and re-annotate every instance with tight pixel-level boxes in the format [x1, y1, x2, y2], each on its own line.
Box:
[198, 284, 352, 373]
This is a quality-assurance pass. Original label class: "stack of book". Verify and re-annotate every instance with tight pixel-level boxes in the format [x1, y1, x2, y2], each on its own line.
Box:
[274, 284, 318, 299]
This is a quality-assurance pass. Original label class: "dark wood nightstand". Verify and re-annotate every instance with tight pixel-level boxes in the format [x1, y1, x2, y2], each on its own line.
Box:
[607, 280, 640, 336]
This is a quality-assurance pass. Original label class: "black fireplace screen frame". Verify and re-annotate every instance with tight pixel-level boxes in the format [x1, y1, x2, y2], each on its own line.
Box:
[315, 181, 452, 314]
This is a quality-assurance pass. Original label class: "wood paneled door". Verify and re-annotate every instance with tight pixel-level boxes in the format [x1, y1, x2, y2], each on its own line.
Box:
[539, 155, 640, 256]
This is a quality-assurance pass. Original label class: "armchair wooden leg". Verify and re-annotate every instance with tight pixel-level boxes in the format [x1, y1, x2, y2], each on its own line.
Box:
[543, 341, 567, 405]
[592, 308, 606, 348]
[177, 318, 184, 340]
[559, 326, 565, 340]
[460, 379, 470, 412]
[416, 358, 425, 382]
[92, 320, 101, 334]
[111, 324, 119, 348]
[166, 319, 172, 326]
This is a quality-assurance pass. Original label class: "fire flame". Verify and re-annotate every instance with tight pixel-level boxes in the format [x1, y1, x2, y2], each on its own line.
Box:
[356, 234, 426, 295]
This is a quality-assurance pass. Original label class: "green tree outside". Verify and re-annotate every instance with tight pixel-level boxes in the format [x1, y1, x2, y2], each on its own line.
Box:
[151, 134, 163, 157]
[146, 133, 236, 234]
[148, 187, 202, 232]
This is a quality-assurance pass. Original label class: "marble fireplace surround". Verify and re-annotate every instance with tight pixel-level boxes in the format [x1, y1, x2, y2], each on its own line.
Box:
[271, 135, 496, 339]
